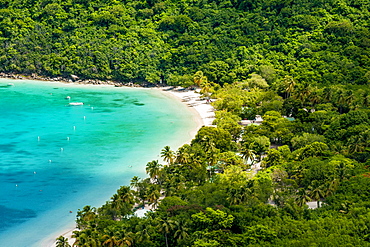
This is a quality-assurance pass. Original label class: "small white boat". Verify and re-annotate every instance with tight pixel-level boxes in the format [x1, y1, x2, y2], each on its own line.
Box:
[69, 102, 84, 106]
[65, 96, 71, 99]
[7, 83, 14, 86]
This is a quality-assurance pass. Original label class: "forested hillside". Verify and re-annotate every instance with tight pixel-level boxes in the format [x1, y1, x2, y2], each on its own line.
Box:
[1, 0, 369, 86]
[3, 0, 370, 246]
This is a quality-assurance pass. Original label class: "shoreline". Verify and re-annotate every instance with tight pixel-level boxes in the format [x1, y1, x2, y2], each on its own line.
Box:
[13, 81, 215, 246]
[158, 87, 215, 143]
[0, 72, 157, 88]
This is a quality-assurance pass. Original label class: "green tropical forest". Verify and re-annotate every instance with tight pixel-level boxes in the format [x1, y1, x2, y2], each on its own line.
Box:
[2, 0, 370, 246]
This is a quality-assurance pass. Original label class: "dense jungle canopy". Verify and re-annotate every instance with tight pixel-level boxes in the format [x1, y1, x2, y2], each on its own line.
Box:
[3, 0, 370, 246]
[0, 0, 369, 86]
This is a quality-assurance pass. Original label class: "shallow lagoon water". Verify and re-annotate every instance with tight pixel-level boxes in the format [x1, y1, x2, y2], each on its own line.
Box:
[0, 79, 197, 246]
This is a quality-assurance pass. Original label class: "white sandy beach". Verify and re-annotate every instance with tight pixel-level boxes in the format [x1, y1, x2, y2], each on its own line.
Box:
[161, 87, 215, 126]
[45, 87, 215, 247]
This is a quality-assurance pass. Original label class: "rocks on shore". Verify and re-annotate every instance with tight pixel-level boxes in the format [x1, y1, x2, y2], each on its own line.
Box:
[0, 72, 156, 88]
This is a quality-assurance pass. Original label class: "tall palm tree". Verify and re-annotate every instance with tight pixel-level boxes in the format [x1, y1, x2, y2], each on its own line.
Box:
[322, 86, 334, 103]
[295, 188, 311, 207]
[293, 82, 312, 106]
[240, 146, 256, 165]
[110, 186, 135, 218]
[76, 206, 97, 230]
[173, 221, 189, 242]
[200, 135, 217, 153]
[136, 178, 151, 207]
[309, 183, 325, 208]
[56, 236, 71, 247]
[309, 87, 321, 106]
[116, 186, 134, 203]
[130, 176, 140, 189]
[348, 135, 366, 154]
[135, 227, 150, 244]
[193, 71, 207, 87]
[146, 160, 163, 183]
[72, 230, 99, 247]
[175, 145, 191, 165]
[147, 186, 161, 209]
[325, 179, 339, 197]
[161, 146, 175, 165]
[158, 219, 177, 247]
[284, 75, 295, 98]
[102, 233, 119, 247]
[117, 234, 133, 247]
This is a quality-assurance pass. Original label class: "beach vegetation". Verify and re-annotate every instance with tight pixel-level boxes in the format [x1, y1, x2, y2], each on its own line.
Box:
[4, 0, 369, 245]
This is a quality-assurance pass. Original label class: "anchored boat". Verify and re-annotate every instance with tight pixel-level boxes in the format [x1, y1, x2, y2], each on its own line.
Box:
[69, 102, 84, 106]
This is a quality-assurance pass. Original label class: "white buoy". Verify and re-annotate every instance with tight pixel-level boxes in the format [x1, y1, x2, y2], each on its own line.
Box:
[83, 116, 86, 120]
[38, 136, 40, 141]
[73, 126, 76, 130]
[33, 171, 36, 174]
[67, 137, 70, 141]
[61, 148, 64, 152]
[91, 107, 94, 110]
[49, 160, 52, 163]
[16, 184, 18, 187]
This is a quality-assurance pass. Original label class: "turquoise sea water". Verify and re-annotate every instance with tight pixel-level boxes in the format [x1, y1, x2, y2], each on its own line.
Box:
[0, 79, 197, 246]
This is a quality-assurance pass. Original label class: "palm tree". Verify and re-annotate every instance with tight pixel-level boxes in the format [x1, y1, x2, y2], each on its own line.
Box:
[110, 194, 124, 219]
[56, 236, 71, 247]
[293, 82, 312, 106]
[335, 88, 347, 113]
[240, 146, 256, 165]
[72, 230, 99, 247]
[173, 221, 189, 243]
[135, 224, 150, 244]
[295, 188, 311, 207]
[117, 235, 133, 247]
[136, 178, 151, 207]
[309, 183, 325, 208]
[146, 160, 163, 181]
[325, 179, 339, 197]
[147, 184, 161, 209]
[344, 90, 354, 108]
[308, 87, 321, 106]
[158, 218, 177, 247]
[193, 71, 207, 87]
[175, 145, 191, 165]
[226, 187, 243, 205]
[200, 135, 217, 153]
[110, 186, 135, 218]
[130, 176, 140, 189]
[76, 206, 97, 230]
[284, 75, 295, 98]
[102, 233, 119, 247]
[161, 146, 175, 165]
[116, 186, 135, 204]
[348, 134, 367, 154]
